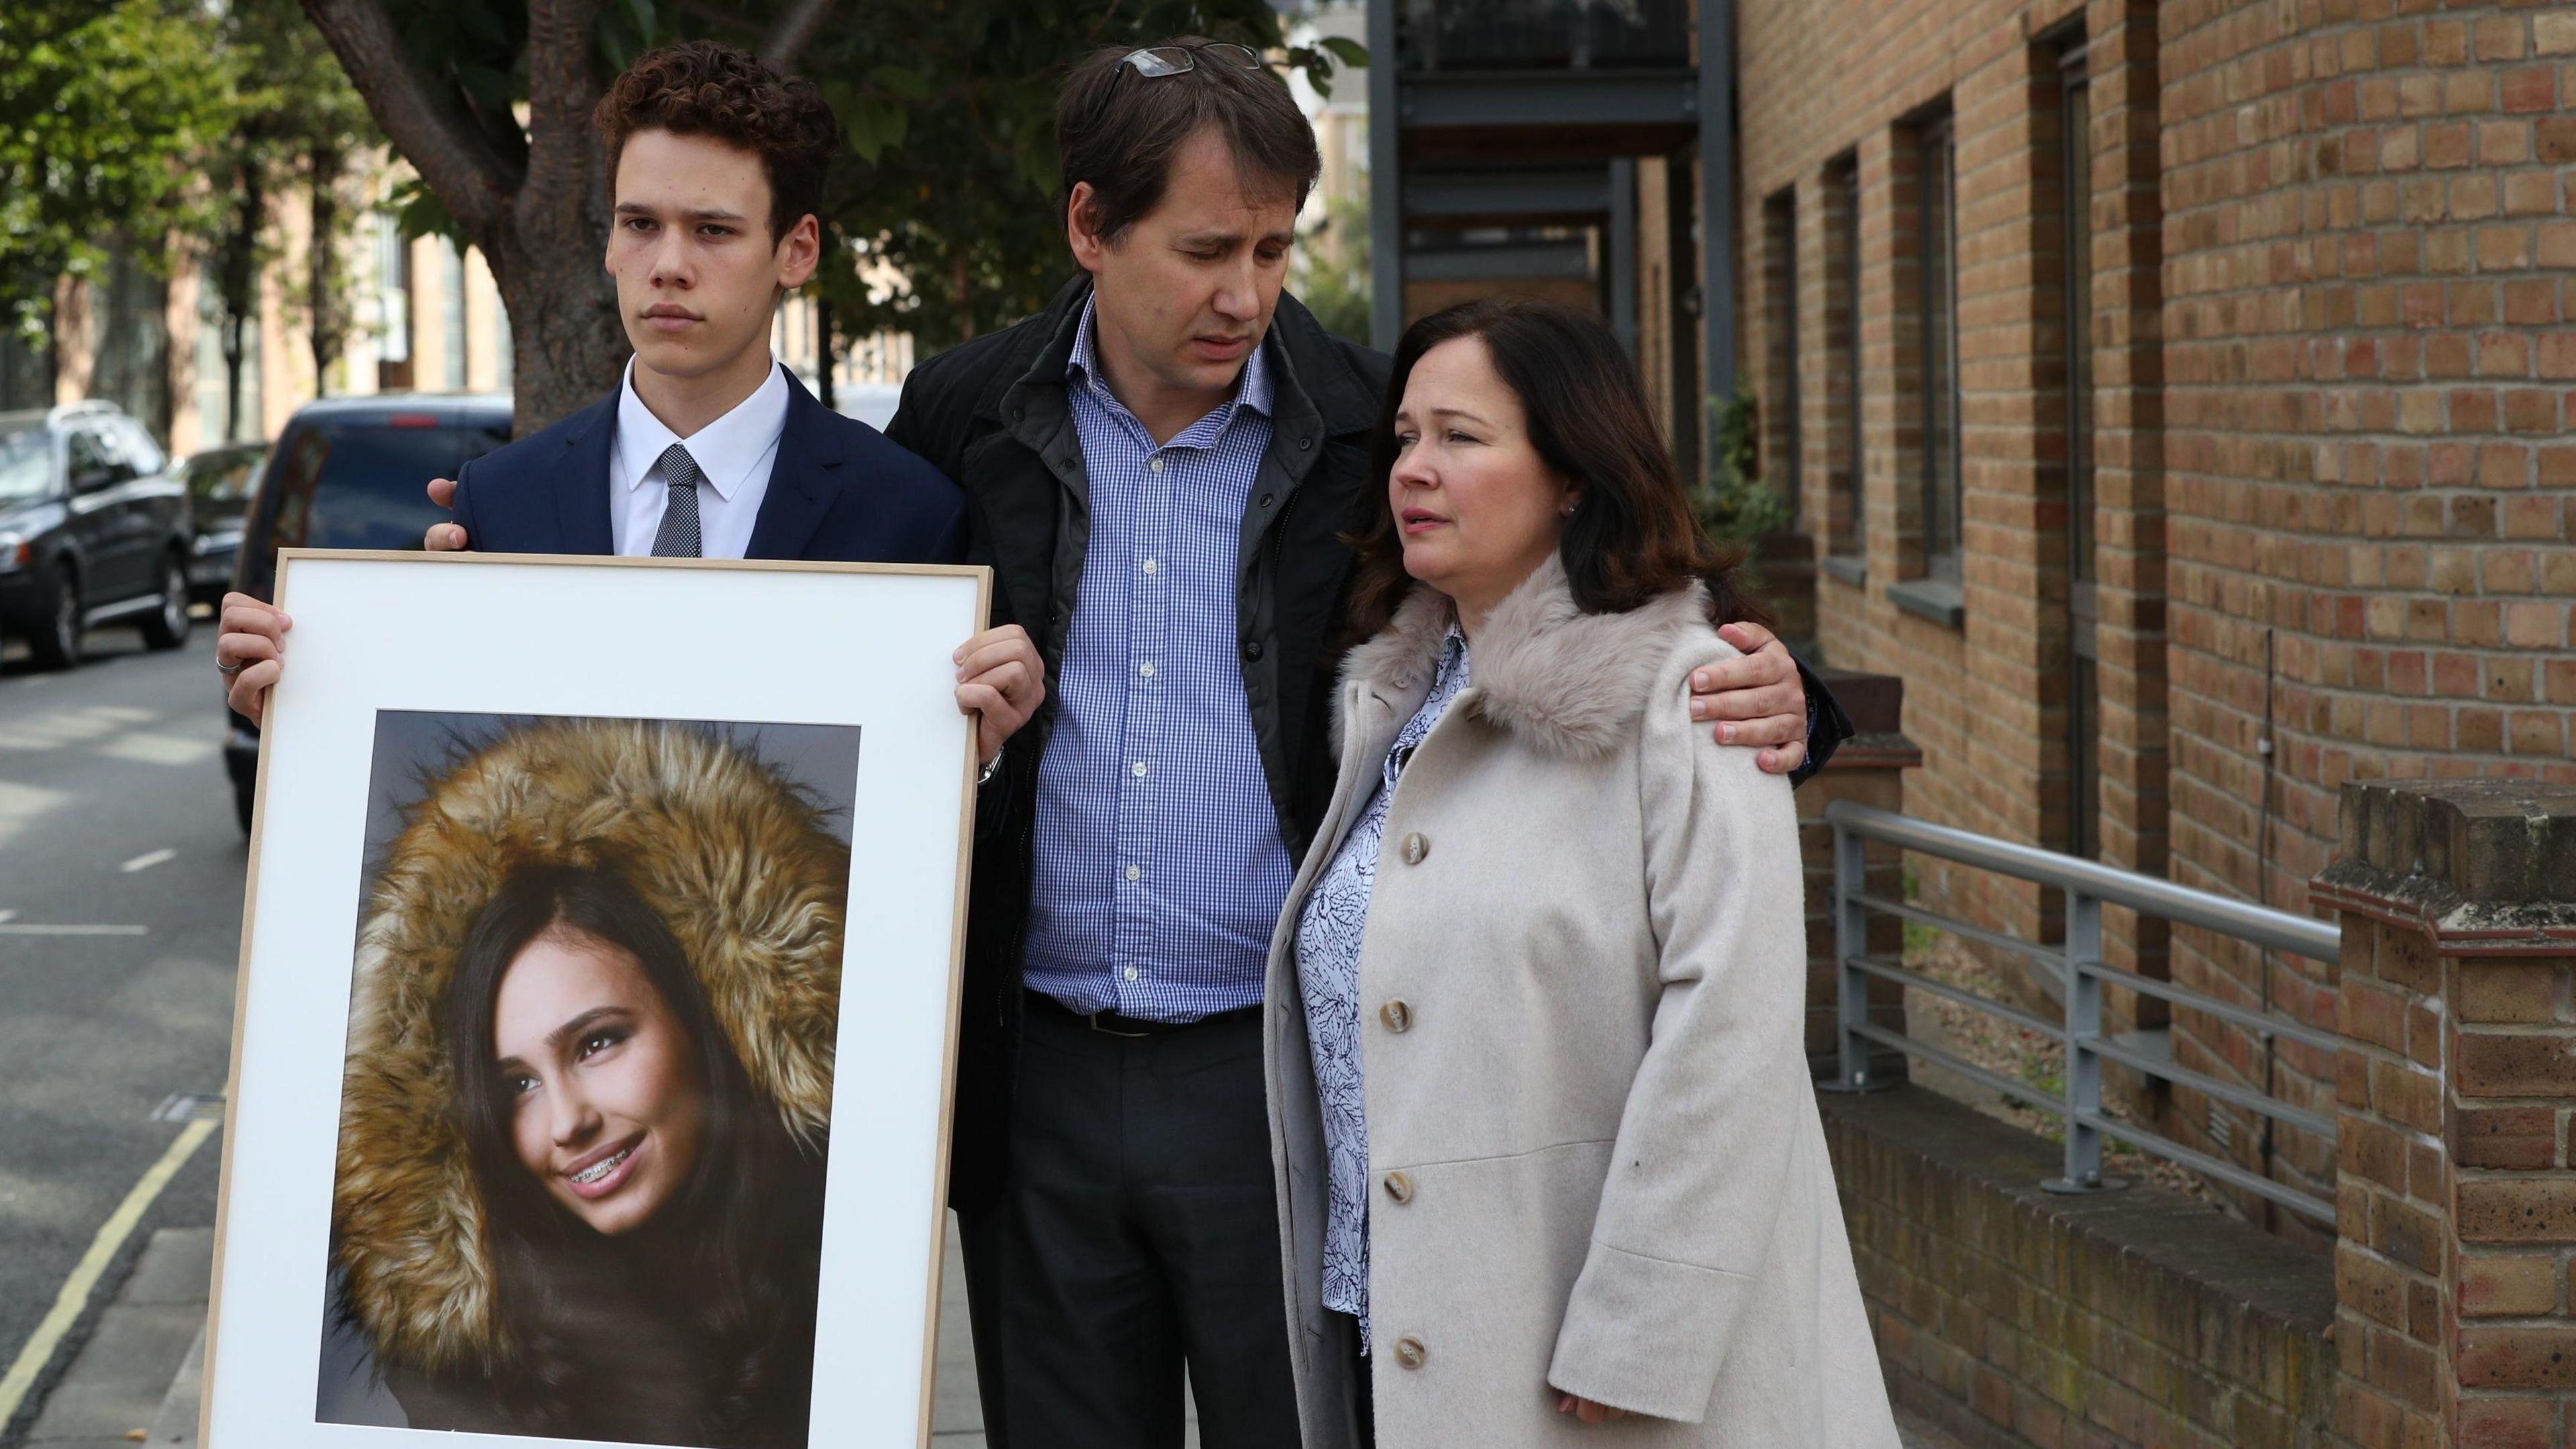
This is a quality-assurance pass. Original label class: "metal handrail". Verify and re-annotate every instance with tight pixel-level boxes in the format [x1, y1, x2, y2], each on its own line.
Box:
[1829, 803, 2341, 962]
[1824, 800, 2339, 1226]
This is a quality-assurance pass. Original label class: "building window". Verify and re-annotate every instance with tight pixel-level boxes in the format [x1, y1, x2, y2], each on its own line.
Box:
[1918, 112, 1960, 585]
[1762, 189, 1800, 529]
[1827, 154, 1861, 560]
[2059, 32, 2098, 857]
[443, 240, 469, 391]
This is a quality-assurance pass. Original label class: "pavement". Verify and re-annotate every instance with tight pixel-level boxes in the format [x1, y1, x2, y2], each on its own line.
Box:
[0, 623, 241, 1449]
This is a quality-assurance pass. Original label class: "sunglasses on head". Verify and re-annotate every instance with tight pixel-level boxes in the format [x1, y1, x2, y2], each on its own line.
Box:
[1115, 42, 1267, 78]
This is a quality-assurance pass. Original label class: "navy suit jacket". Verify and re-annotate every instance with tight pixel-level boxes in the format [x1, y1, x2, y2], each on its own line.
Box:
[448, 370, 969, 564]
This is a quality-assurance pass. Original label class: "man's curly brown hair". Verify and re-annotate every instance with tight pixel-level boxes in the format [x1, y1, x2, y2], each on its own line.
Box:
[594, 41, 839, 244]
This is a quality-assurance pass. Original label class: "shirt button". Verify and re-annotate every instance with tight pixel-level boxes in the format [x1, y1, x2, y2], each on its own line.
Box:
[1140, 661, 1156, 678]
[1380, 1000, 1411, 1033]
[1149, 456, 1165, 474]
[1125, 966, 1139, 982]
[1141, 558, 1158, 575]
[1126, 864, 1142, 881]
[1132, 761, 1148, 778]
[1393, 1335, 1428, 1370]
[1401, 833, 1428, 865]
[1382, 1170, 1413, 1204]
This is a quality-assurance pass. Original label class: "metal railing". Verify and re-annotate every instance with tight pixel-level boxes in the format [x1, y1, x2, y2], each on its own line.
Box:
[1825, 800, 2344, 1225]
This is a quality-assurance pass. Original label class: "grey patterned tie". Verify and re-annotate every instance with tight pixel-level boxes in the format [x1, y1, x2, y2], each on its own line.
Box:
[649, 442, 704, 558]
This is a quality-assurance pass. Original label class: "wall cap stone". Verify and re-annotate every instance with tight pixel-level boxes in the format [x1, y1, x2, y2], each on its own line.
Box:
[2314, 780, 2576, 952]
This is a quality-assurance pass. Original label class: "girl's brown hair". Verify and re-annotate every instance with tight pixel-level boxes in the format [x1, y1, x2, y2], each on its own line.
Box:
[1344, 297, 1773, 642]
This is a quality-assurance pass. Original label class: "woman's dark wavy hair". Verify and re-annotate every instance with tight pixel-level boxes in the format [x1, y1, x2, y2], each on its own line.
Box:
[443, 861, 824, 1447]
[1343, 298, 1773, 642]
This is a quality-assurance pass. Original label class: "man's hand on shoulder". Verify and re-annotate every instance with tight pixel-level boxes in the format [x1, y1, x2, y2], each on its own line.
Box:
[423, 476, 468, 551]
[1689, 619, 1808, 776]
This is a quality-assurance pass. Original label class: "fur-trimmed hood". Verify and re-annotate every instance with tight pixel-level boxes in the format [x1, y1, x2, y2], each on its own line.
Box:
[1340, 557, 1723, 758]
[331, 719, 851, 1375]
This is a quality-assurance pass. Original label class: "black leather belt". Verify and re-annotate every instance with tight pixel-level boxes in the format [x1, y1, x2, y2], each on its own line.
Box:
[1026, 989, 1254, 1038]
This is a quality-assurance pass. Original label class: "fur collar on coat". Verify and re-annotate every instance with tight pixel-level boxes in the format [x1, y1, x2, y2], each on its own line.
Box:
[331, 719, 849, 1375]
[1340, 556, 1718, 759]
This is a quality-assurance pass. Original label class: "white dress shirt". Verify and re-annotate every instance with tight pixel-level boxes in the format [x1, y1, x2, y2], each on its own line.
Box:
[607, 355, 792, 560]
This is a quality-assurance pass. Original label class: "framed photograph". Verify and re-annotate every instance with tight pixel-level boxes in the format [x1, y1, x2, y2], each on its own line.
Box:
[204, 550, 988, 1449]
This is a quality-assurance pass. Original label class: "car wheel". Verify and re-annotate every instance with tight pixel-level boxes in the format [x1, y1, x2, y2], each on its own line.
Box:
[140, 551, 191, 650]
[25, 562, 82, 670]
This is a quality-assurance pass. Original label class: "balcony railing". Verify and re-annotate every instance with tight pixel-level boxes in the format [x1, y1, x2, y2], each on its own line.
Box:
[1399, 0, 1691, 72]
[1824, 800, 2343, 1224]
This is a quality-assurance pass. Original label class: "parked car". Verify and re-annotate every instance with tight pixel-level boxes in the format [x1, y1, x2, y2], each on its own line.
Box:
[177, 439, 270, 605]
[223, 394, 511, 833]
[0, 400, 196, 669]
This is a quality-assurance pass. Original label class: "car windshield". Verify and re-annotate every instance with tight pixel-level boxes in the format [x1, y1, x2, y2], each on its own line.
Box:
[263, 422, 502, 551]
[0, 429, 51, 504]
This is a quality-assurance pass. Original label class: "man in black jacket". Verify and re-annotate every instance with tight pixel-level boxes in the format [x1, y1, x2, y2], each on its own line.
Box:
[887, 39, 1847, 1449]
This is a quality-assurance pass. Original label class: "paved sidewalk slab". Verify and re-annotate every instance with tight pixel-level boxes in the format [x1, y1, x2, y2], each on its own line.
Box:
[22, 1228, 211, 1449]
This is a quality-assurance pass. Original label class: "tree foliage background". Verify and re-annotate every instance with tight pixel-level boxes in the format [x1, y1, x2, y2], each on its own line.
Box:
[0, 1, 241, 341]
[319, 0, 1359, 425]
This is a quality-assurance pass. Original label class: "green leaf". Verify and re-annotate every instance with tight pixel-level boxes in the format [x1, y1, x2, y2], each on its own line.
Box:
[869, 66, 932, 101]
[1319, 36, 1369, 68]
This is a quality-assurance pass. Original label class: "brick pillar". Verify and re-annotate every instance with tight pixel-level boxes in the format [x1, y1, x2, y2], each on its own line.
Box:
[1801, 669, 1919, 1079]
[2312, 780, 2576, 1449]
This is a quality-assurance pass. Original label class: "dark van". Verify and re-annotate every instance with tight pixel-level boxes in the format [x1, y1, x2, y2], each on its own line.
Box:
[223, 394, 511, 830]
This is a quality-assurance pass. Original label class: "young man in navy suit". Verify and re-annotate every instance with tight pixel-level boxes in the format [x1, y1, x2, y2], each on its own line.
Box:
[221, 42, 1042, 759]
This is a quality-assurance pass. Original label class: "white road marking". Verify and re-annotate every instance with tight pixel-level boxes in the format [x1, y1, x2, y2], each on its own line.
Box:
[120, 849, 176, 873]
[0, 924, 150, 936]
[0, 1118, 218, 1426]
[0, 910, 13, 924]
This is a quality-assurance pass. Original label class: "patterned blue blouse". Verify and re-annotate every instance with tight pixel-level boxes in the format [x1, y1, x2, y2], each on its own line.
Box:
[1293, 625, 1472, 1345]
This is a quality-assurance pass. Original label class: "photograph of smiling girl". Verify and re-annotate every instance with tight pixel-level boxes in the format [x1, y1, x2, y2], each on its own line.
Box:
[316, 710, 861, 1449]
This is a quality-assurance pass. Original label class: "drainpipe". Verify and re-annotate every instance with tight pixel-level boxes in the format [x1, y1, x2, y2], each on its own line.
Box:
[1697, 0, 1739, 470]
[1367, 0, 1405, 352]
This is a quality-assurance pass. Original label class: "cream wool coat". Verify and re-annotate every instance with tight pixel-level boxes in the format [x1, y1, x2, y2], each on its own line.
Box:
[1263, 560, 1899, 1448]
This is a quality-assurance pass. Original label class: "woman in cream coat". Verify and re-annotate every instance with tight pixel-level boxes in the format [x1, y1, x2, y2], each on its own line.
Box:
[1264, 299, 1898, 1447]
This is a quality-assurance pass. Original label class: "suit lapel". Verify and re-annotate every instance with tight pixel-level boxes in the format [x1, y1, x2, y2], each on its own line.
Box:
[746, 373, 839, 560]
[551, 397, 617, 554]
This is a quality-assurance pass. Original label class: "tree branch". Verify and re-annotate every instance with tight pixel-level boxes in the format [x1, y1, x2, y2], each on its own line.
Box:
[298, 0, 508, 239]
[517, 0, 606, 240]
[761, 0, 838, 69]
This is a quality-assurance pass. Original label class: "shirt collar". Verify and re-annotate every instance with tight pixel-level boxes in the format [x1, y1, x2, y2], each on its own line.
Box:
[614, 354, 791, 501]
[1065, 297, 1275, 437]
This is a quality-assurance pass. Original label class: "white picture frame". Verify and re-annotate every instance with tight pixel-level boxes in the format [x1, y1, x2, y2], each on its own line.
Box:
[204, 549, 988, 1449]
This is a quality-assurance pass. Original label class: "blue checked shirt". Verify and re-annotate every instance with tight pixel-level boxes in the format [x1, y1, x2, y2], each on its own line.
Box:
[1020, 301, 1295, 1022]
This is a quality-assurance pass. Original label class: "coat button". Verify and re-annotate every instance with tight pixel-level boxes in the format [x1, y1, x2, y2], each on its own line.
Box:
[1382, 1170, 1413, 1204]
[1400, 833, 1428, 865]
[1258, 492, 1275, 509]
[1393, 1335, 1428, 1369]
[1380, 1000, 1411, 1033]
[1297, 435, 1313, 451]
[1242, 639, 1265, 661]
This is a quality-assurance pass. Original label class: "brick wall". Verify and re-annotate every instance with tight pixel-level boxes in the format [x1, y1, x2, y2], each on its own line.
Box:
[1735, 0, 2576, 1224]
[1822, 1085, 2340, 1448]
[2311, 780, 2576, 1446]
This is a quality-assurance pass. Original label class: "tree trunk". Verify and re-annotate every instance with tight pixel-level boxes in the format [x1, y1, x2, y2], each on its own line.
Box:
[301, 0, 626, 436]
[220, 161, 264, 443]
[309, 144, 347, 390]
